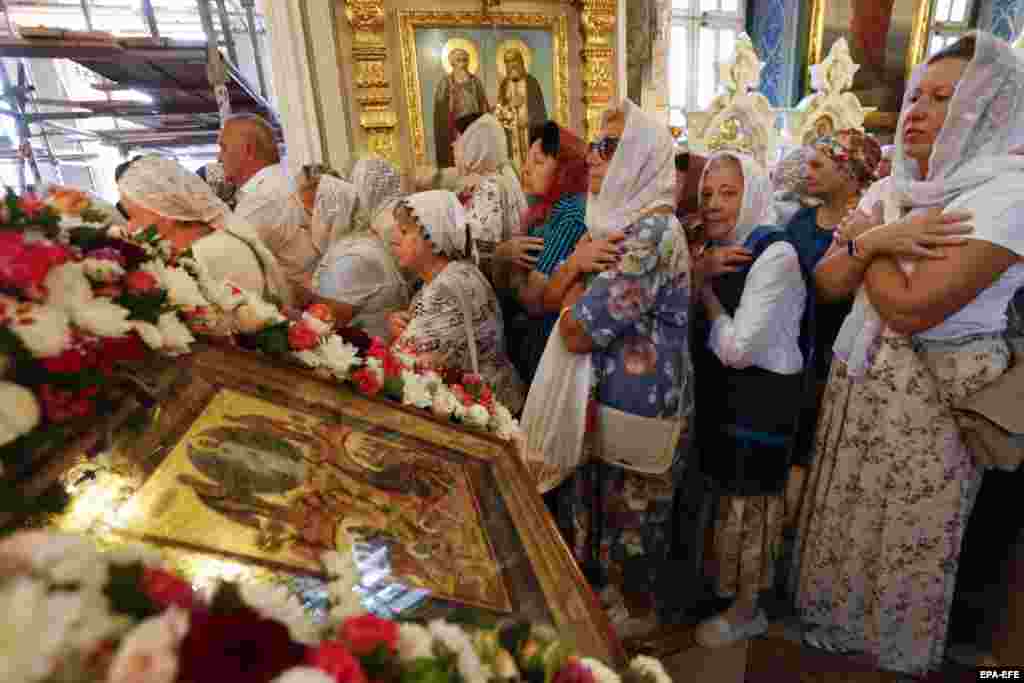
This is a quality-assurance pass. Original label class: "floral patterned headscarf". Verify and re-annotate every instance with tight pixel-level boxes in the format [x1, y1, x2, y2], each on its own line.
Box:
[812, 129, 882, 189]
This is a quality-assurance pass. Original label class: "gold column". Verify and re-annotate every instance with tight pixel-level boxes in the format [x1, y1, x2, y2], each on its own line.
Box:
[345, 0, 398, 162]
[574, 0, 617, 141]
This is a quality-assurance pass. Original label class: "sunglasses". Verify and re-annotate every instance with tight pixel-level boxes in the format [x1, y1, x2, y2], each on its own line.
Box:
[589, 136, 620, 161]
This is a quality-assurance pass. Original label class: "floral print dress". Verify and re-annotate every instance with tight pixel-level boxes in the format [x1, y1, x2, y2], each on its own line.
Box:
[556, 213, 693, 623]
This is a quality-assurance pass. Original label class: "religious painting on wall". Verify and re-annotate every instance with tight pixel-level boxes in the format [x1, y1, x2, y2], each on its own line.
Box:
[116, 387, 513, 612]
[807, 0, 932, 114]
[398, 11, 570, 170]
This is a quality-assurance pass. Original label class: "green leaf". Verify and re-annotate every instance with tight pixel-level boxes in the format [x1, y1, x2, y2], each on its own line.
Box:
[382, 376, 405, 401]
[104, 561, 160, 620]
[360, 643, 401, 683]
[115, 289, 169, 325]
[248, 321, 291, 356]
[400, 657, 457, 683]
[67, 226, 109, 251]
[498, 622, 531, 659]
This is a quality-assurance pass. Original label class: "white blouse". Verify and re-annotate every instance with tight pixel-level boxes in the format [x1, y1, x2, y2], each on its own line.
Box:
[708, 241, 808, 375]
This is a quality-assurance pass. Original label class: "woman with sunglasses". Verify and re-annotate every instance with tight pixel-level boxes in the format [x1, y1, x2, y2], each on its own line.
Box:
[523, 100, 692, 638]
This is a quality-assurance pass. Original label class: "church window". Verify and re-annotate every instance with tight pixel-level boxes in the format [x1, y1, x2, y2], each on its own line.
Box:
[927, 0, 975, 55]
[669, 0, 746, 125]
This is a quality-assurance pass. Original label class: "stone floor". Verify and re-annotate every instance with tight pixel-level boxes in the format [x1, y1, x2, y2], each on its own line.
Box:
[654, 538, 1024, 682]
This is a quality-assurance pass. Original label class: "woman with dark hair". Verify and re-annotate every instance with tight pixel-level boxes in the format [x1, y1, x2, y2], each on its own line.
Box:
[794, 32, 1024, 675]
[501, 120, 590, 381]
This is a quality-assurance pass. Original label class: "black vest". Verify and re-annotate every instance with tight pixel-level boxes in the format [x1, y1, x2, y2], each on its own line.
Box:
[694, 227, 816, 496]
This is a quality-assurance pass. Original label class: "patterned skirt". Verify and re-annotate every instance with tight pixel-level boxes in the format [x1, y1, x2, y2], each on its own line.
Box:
[793, 332, 1009, 675]
[712, 493, 786, 599]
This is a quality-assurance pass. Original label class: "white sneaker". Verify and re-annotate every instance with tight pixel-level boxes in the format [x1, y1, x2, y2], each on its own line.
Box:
[695, 610, 769, 648]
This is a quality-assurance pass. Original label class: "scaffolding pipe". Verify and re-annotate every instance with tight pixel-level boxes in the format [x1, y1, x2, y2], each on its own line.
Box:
[240, 0, 266, 99]
[140, 0, 160, 38]
[213, 0, 238, 66]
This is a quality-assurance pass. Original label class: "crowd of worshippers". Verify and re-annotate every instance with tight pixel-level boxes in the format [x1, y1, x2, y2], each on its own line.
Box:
[101, 30, 1024, 679]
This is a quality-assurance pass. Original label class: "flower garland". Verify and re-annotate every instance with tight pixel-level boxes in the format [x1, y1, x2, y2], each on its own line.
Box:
[0, 190, 520, 479]
[0, 530, 673, 683]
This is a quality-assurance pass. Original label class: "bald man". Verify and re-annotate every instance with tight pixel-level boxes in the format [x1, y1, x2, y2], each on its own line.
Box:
[219, 114, 316, 300]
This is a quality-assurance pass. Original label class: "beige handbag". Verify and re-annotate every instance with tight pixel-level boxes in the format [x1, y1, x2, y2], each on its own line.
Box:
[950, 338, 1024, 472]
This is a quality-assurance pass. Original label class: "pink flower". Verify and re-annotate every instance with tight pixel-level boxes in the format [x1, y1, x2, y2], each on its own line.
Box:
[622, 337, 658, 375]
[606, 280, 653, 322]
[352, 367, 382, 396]
[106, 607, 190, 683]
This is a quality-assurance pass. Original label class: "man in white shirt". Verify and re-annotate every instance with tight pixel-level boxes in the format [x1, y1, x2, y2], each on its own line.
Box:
[218, 114, 316, 299]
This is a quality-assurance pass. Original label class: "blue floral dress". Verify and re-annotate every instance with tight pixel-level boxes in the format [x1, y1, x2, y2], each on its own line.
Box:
[555, 212, 693, 624]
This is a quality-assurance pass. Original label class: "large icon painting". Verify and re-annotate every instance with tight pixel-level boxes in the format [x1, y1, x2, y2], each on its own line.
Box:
[115, 389, 511, 613]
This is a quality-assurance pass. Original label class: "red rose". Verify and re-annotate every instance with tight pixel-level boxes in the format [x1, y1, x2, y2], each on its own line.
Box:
[554, 658, 597, 683]
[101, 335, 147, 363]
[479, 385, 493, 406]
[338, 614, 399, 657]
[288, 321, 320, 351]
[352, 368, 382, 396]
[42, 348, 87, 374]
[306, 640, 369, 683]
[141, 567, 197, 610]
[178, 608, 306, 683]
[0, 233, 69, 297]
[306, 303, 336, 326]
[366, 338, 388, 360]
[464, 373, 482, 387]
[17, 193, 46, 220]
[123, 270, 160, 295]
[381, 352, 402, 379]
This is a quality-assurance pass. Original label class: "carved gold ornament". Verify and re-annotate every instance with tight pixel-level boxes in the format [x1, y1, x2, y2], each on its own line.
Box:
[345, 0, 398, 165]
[573, 0, 617, 141]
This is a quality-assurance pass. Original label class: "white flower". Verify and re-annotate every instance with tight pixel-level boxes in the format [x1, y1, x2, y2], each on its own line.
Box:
[10, 304, 72, 358]
[293, 349, 322, 368]
[396, 622, 433, 662]
[272, 668, 336, 683]
[103, 544, 163, 568]
[428, 620, 492, 683]
[156, 312, 194, 355]
[0, 382, 41, 448]
[130, 321, 163, 350]
[489, 404, 518, 441]
[107, 607, 189, 683]
[0, 577, 77, 683]
[627, 656, 672, 683]
[321, 550, 364, 622]
[204, 280, 246, 311]
[235, 295, 285, 334]
[315, 336, 362, 379]
[581, 658, 622, 683]
[301, 313, 332, 338]
[72, 299, 133, 338]
[432, 386, 463, 420]
[44, 263, 93, 313]
[464, 404, 490, 429]
[81, 257, 125, 284]
[240, 583, 321, 645]
[401, 370, 434, 409]
[161, 266, 208, 308]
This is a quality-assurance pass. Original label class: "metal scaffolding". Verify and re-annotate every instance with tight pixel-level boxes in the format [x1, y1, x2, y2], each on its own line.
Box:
[0, 0, 276, 191]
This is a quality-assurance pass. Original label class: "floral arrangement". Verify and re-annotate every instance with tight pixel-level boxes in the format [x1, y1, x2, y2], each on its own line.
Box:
[0, 530, 671, 683]
[0, 189, 519, 480]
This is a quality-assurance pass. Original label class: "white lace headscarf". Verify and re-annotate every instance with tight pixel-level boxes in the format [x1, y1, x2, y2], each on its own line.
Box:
[352, 158, 402, 222]
[836, 30, 1024, 376]
[118, 155, 231, 229]
[310, 174, 360, 254]
[586, 98, 677, 238]
[118, 155, 292, 306]
[398, 190, 476, 262]
[698, 150, 778, 245]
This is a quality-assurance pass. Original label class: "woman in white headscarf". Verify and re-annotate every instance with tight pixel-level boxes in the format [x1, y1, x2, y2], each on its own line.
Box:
[687, 150, 809, 648]
[388, 190, 525, 412]
[521, 100, 693, 637]
[116, 155, 292, 307]
[451, 112, 530, 275]
[794, 32, 1024, 676]
[309, 158, 410, 339]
